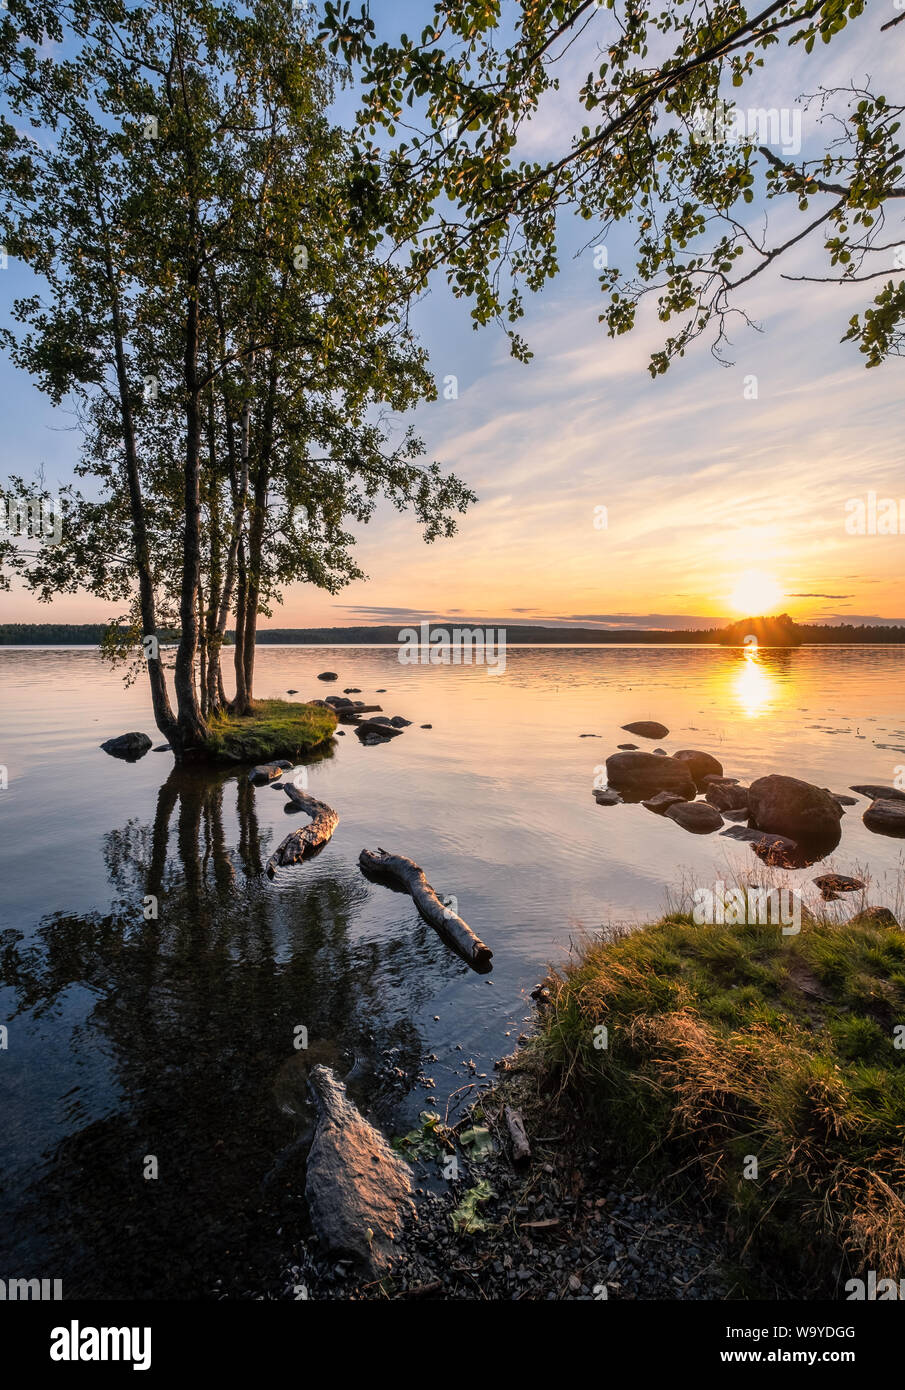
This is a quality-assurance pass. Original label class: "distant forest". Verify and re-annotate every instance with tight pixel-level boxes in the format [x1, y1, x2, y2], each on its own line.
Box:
[1, 619, 904, 646]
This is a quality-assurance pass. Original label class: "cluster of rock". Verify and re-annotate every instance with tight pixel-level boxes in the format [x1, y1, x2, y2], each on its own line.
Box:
[308, 693, 414, 746]
[594, 720, 905, 866]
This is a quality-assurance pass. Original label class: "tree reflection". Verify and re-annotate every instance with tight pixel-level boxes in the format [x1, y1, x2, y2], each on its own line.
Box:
[0, 761, 464, 1297]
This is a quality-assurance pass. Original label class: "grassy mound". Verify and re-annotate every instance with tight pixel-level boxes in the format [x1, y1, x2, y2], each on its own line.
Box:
[204, 699, 337, 764]
[539, 907, 905, 1290]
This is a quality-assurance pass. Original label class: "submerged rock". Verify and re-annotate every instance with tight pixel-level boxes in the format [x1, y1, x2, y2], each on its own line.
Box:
[641, 790, 686, 814]
[305, 1065, 414, 1275]
[605, 750, 695, 802]
[863, 799, 905, 838]
[100, 732, 152, 760]
[621, 720, 669, 740]
[665, 800, 723, 834]
[355, 720, 402, 742]
[813, 873, 865, 900]
[617, 742, 638, 750]
[593, 788, 623, 806]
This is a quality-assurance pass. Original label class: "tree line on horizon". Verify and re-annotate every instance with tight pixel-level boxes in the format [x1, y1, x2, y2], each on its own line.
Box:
[3, 618, 904, 647]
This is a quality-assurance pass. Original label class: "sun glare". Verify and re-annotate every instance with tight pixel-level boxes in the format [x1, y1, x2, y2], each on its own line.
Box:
[727, 569, 784, 615]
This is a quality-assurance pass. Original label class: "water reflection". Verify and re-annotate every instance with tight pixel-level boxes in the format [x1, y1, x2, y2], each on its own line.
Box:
[725, 645, 795, 718]
[0, 764, 461, 1297]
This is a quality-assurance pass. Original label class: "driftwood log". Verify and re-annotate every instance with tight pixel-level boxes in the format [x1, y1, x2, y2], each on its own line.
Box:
[265, 787, 339, 876]
[358, 848, 492, 971]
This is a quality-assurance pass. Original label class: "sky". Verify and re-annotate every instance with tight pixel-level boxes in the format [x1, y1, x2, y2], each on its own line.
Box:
[1, 0, 902, 631]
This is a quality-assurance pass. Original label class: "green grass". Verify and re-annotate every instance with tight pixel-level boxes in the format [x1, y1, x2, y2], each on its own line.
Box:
[537, 904, 905, 1290]
[203, 699, 337, 764]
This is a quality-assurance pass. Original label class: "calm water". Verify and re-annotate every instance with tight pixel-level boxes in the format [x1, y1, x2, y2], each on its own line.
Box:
[1, 644, 904, 1296]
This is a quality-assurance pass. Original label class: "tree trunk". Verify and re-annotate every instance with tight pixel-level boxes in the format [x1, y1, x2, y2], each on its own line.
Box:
[173, 268, 210, 759]
[94, 181, 179, 750]
[241, 360, 278, 710]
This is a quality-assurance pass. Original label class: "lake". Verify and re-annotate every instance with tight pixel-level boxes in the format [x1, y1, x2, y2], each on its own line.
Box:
[1, 643, 903, 1296]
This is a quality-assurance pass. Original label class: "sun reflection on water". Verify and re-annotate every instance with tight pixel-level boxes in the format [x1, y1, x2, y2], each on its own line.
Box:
[733, 645, 776, 717]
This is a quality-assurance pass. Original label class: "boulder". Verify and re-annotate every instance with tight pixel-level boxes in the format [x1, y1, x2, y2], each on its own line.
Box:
[317, 671, 339, 681]
[747, 774, 843, 843]
[722, 806, 750, 822]
[390, 716, 412, 728]
[863, 799, 905, 838]
[825, 791, 858, 806]
[617, 743, 638, 750]
[100, 732, 152, 761]
[850, 784, 905, 804]
[594, 788, 623, 806]
[153, 743, 171, 752]
[673, 749, 724, 789]
[642, 790, 687, 815]
[604, 750, 695, 803]
[343, 688, 362, 694]
[305, 1065, 414, 1275]
[705, 782, 749, 812]
[665, 800, 723, 834]
[621, 720, 669, 740]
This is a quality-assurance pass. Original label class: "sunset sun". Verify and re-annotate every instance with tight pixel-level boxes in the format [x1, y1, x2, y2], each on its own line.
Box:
[727, 569, 785, 615]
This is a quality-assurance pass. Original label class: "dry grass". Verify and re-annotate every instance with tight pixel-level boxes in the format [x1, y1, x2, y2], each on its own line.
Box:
[538, 895, 905, 1290]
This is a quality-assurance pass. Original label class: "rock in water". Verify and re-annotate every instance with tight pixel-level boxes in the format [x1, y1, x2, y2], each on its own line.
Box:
[850, 784, 905, 804]
[593, 788, 623, 806]
[705, 781, 749, 812]
[305, 1065, 414, 1275]
[100, 732, 152, 760]
[621, 720, 669, 740]
[747, 774, 843, 843]
[813, 874, 865, 899]
[605, 750, 695, 802]
[863, 799, 905, 838]
[642, 790, 686, 814]
[317, 671, 339, 681]
[665, 800, 723, 834]
[673, 749, 723, 788]
[248, 762, 286, 785]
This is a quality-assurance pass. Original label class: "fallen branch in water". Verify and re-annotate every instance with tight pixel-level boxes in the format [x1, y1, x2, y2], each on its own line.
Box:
[266, 787, 339, 876]
[358, 848, 493, 971]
